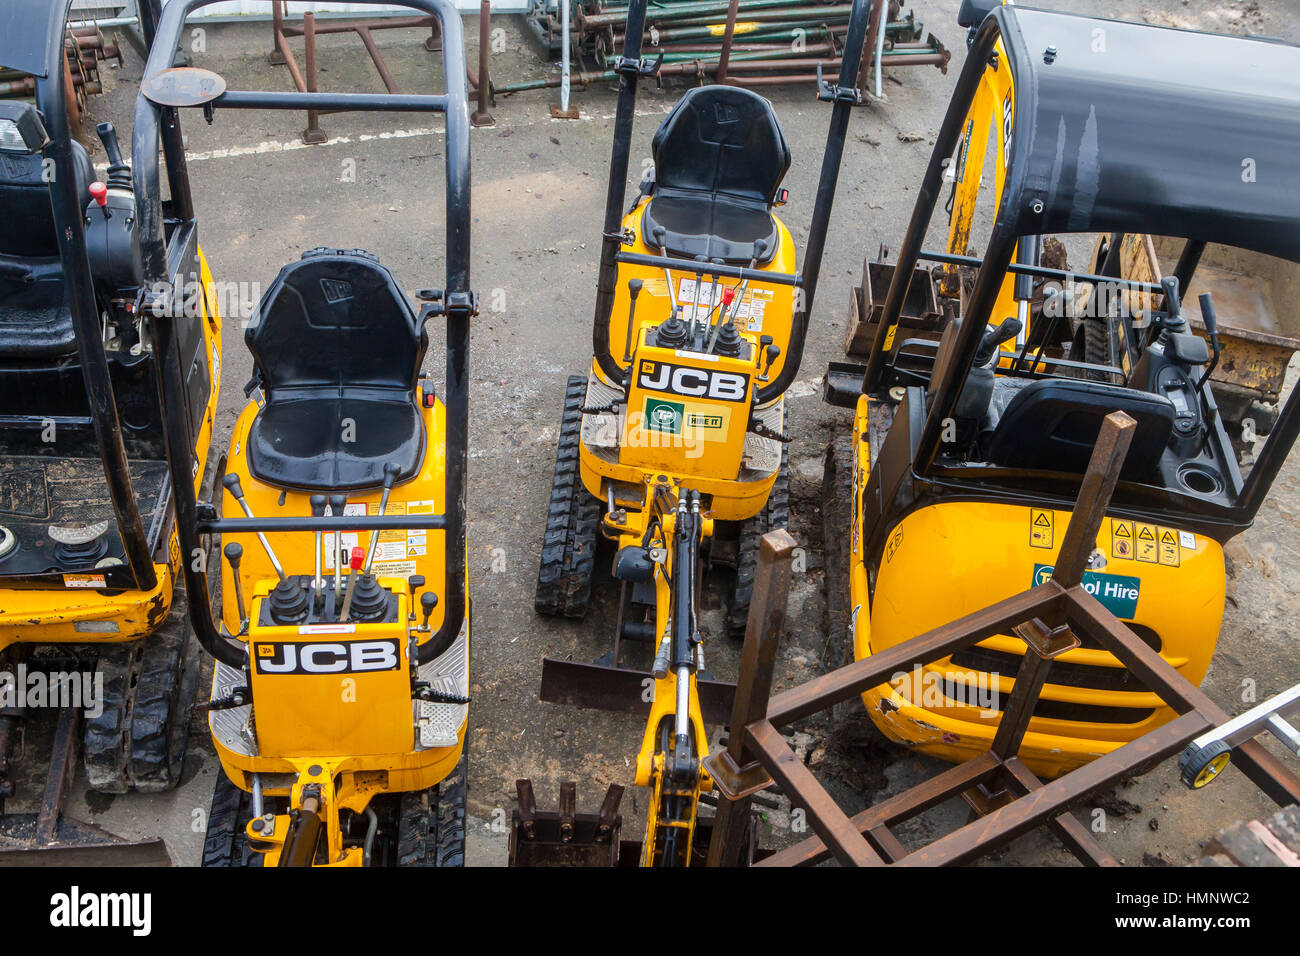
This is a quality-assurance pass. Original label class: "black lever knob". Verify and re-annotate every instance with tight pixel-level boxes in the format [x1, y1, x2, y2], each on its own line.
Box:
[420, 591, 438, 628]
[96, 122, 126, 169]
[309, 494, 326, 518]
[1162, 276, 1183, 320]
[222, 473, 244, 500]
[1197, 292, 1219, 338]
[223, 541, 243, 570]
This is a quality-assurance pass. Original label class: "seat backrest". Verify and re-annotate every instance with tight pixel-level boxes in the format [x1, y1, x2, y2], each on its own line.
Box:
[984, 378, 1175, 480]
[957, 0, 1000, 28]
[0, 145, 93, 360]
[245, 249, 424, 394]
[651, 86, 790, 205]
[0, 143, 93, 258]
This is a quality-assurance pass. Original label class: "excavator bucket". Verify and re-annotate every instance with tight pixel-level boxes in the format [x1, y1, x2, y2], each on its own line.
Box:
[509, 779, 624, 867]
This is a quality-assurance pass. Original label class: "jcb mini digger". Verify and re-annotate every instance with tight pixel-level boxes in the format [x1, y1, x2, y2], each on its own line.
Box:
[0, 0, 216, 860]
[824, 3, 1300, 780]
[518, 0, 873, 867]
[136, 0, 476, 866]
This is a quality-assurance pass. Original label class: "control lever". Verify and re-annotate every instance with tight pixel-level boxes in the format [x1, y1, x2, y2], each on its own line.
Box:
[758, 335, 779, 382]
[88, 181, 110, 220]
[339, 546, 364, 622]
[223, 542, 248, 634]
[1161, 276, 1187, 333]
[1197, 292, 1222, 392]
[407, 575, 426, 616]
[721, 238, 768, 338]
[689, 255, 708, 337]
[622, 278, 643, 361]
[328, 494, 347, 600]
[652, 225, 678, 313]
[974, 317, 1023, 368]
[223, 474, 287, 582]
[95, 122, 128, 175]
[702, 258, 728, 352]
[420, 591, 438, 631]
[361, 462, 401, 577]
[309, 494, 326, 609]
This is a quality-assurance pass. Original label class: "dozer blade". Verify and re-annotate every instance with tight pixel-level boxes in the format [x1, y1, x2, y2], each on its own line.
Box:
[0, 817, 170, 866]
[509, 779, 624, 867]
[0, 705, 170, 866]
[540, 657, 736, 725]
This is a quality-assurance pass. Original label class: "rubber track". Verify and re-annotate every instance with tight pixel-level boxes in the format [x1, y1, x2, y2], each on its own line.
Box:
[396, 751, 468, 867]
[201, 770, 261, 867]
[83, 587, 201, 793]
[725, 448, 789, 638]
[822, 436, 874, 736]
[82, 641, 139, 794]
[535, 375, 601, 618]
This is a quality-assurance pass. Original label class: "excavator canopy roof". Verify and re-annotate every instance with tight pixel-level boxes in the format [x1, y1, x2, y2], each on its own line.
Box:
[992, 6, 1300, 262]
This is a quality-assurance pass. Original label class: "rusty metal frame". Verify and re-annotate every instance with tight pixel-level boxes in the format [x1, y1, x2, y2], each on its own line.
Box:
[266, 1, 444, 142]
[709, 411, 1300, 867]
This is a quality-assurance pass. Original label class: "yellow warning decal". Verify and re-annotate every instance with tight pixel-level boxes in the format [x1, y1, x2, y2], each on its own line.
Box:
[1158, 528, 1180, 567]
[1029, 509, 1053, 549]
[885, 527, 903, 563]
[1135, 524, 1158, 563]
[1111, 519, 1134, 560]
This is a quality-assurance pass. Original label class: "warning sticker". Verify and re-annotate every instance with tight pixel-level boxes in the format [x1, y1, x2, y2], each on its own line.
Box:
[885, 527, 903, 563]
[63, 574, 106, 589]
[324, 532, 360, 571]
[1158, 528, 1180, 567]
[1135, 524, 1158, 563]
[1111, 519, 1134, 560]
[374, 560, 417, 578]
[675, 279, 770, 330]
[374, 532, 408, 564]
[1029, 509, 1053, 549]
[1179, 530, 1196, 550]
[406, 530, 427, 557]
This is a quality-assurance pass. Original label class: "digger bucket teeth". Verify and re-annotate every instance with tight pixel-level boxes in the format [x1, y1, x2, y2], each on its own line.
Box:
[508, 779, 625, 866]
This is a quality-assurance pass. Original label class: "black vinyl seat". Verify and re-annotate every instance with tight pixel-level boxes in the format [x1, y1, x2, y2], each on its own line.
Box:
[641, 86, 790, 266]
[983, 378, 1175, 480]
[244, 248, 427, 491]
[0, 143, 94, 358]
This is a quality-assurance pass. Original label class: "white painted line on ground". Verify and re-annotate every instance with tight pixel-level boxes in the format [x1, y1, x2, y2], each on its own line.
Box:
[94, 103, 674, 172]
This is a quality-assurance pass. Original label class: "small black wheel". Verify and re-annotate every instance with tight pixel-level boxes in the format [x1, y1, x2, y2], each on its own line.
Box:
[535, 375, 601, 619]
[397, 751, 468, 867]
[1179, 739, 1231, 790]
[725, 448, 789, 639]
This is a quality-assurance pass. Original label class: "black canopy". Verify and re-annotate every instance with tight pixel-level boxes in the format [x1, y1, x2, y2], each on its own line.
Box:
[999, 6, 1300, 263]
[0, 0, 74, 78]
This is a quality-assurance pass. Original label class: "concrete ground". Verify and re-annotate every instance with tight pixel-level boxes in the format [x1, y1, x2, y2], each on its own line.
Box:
[8, 0, 1297, 866]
